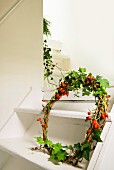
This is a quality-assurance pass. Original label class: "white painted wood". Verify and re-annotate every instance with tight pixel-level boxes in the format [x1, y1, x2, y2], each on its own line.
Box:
[14, 107, 88, 119]
[93, 105, 114, 170]
[2, 156, 42, 170]
[0, 137, 88, 170]
[109, 104, 114, 120]
[87, 122, 111, 170]
[0, 0, 22, 23]
[0, 114, 89, 170]
[0, 0, 43, 169]
[0, 150, 10, 170]
[0, 104, 113, 169]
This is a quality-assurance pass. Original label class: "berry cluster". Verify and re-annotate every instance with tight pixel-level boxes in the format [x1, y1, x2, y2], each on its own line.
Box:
[55, 82, 69, 100]
[37, 118, 48, 128]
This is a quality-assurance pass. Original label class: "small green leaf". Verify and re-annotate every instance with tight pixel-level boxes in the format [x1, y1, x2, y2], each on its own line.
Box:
[50, 154, 56, 160]
[76, 150, 83, 159]
[81, 142, 91, 151]
[45, 139, 53, 147]
[35, 137, 45, 144]
[92, 135, 103, 142]
[96, 76, 110, 88]
[66, 145, 73, 150]
[57, 151, 67, 161]
[82, 149, 90, 161]
[82, 91, 91, 96]
[52, 143, 63, 155]
[79, 68, 86, 73]
[74, 143, 81, 150]
[93, 129, 103, 142]
[54, 89, 58, 93]
[93, 129, 102, 136]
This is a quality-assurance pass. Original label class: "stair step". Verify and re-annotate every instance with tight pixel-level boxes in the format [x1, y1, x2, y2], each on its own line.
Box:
[14, 107, 89, 119]
[0, 137, 88, 170]
[14, 107, 111, 121]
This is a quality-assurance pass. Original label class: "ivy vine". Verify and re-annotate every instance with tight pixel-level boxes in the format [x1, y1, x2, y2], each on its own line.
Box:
[34, 68, 110, 167]
[43, 18, 56, 83]
[43, 18, 64, 85]
[35, 16, 111, 167]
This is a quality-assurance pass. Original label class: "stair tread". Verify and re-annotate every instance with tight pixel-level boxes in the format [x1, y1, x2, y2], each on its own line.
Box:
[0, 137, 88, 170]
[14, 107, 88, 119]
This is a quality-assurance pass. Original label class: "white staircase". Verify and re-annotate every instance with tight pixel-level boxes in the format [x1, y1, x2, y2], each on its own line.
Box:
[0, 85, 114, 170]
[0, 0, 114, 170]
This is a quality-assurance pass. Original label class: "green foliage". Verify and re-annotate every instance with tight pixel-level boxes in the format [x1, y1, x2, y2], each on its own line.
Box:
[78, 67, 86, 73]
[74, 142, 91, 161]
[50, 143, 67, 161]
[36, 67, 110, 166]
[82, 149, 90, 161]
[96, 75, 110, 88]
[43, 18, 51, 36]
[35, 137, 45, 144]
[43, 40, 55, 79]
[92, 129, 103, 142]
[36, 137, 67, 161]
[43, 18, 58, 82]
[81, 142, 91, 151]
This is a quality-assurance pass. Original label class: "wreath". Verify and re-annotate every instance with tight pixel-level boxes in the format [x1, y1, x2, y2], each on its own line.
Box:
[35, 68, 110, 167]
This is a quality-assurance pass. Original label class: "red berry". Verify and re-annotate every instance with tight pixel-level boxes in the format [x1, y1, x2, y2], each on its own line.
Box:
[87, 128, 92, 133]
[86, 80, 90, 84]
[88, 111, 91, 115]
[42, 99, 46, 102]
[94, 123, 100, 129]
[97, 123, 100, 129]
[37, 118, 42, 122]
[55, 93, 61, 100]
[42, 124, 48, 128]
[91, 77, 95, 81]
[61, 82, 66, 87]
[105, 113, 108, 118]
[87, 76, 91, 79]
[106, 95, 111, 98]
[86, 116, 92, 120]
[62, 89, 65, 94]
[101, 114, 106, 120]
[92, 119, 97, 125]
[94, 124, 98, 129]
[59, 88, 64, 93]
[93, 84, 97, 88]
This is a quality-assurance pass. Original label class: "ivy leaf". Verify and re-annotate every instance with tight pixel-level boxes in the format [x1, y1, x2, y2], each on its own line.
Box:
[74, 143, 84, 159]
[81, 142, 91, 151]
[96, 76, 110, 88]
[93, 135, 102, 142]
[50, 154, 56, 160]
[82, 91, 91, 96]
[57, 151, 67, 161]
[54, 89, 58, 93]
[79, 68, 86, 73]
[94, 129, 102, 136]
[82, 88, 91, 96]
[93, 129, 103, 142]
[74, 143, 81, 150]
[66, 145, 73, 150]
[71, 71, 79, 78]
[52, 143, 63, 155]
[82, 149, 90, 161]
[45, 139, 53, 147]
[35, 137, 45, 144]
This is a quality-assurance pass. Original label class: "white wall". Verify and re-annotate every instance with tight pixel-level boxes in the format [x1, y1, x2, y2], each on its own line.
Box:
[43, 0, 114, 81]
[0, 0, 43, 130]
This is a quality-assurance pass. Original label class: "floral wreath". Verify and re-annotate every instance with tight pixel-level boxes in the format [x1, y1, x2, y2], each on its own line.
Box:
[34, 68, 110, 167]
